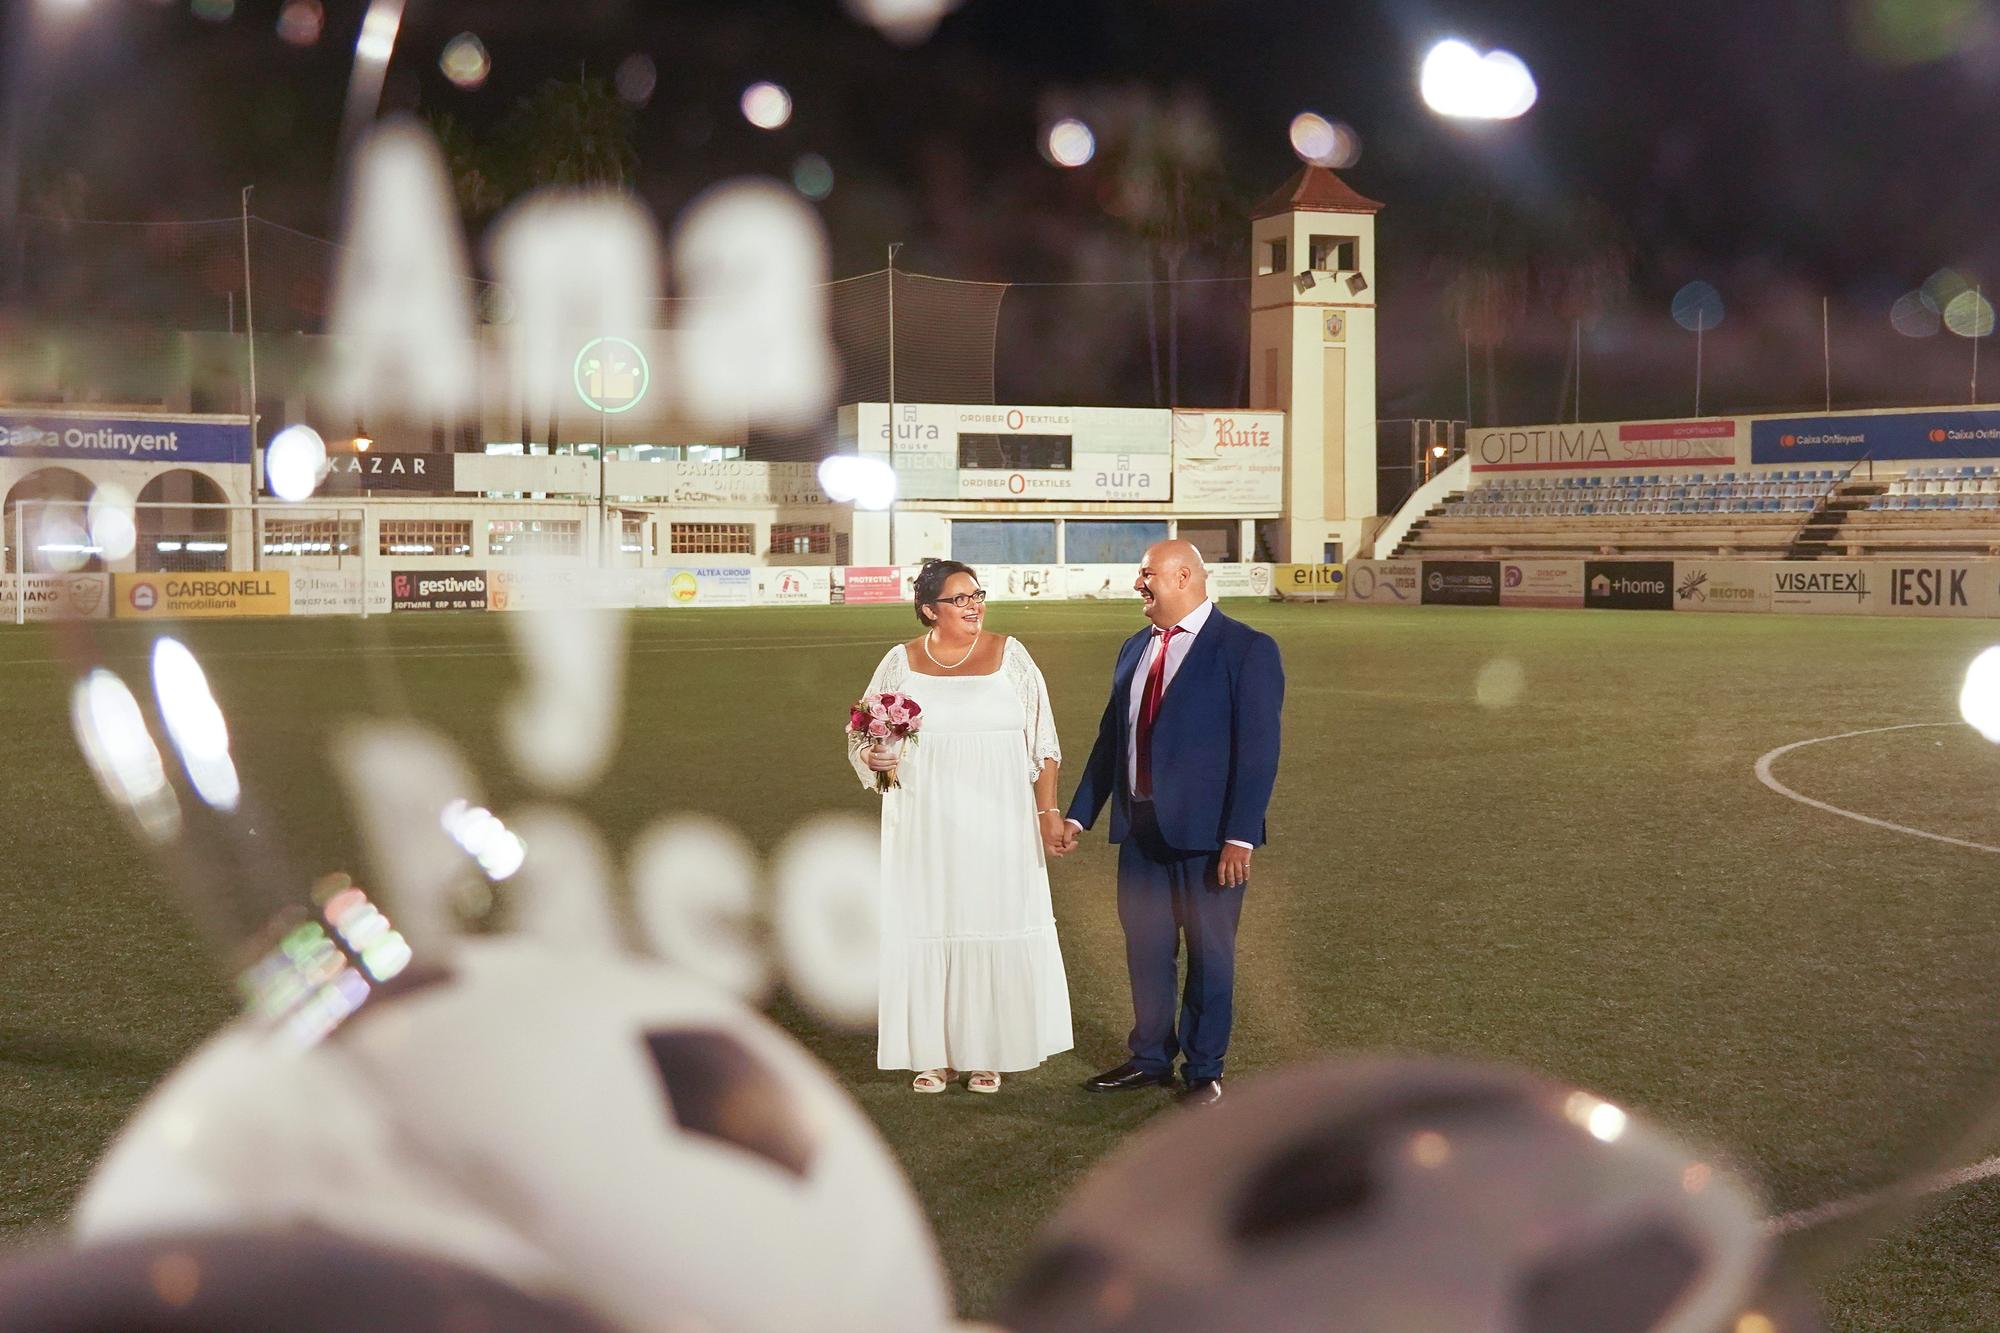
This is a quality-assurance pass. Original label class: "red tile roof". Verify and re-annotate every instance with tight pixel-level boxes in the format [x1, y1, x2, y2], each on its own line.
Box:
[1251, 164, 1384, 219]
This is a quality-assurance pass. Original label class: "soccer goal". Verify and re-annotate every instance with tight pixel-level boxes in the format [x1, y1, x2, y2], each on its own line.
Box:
[4, 499, 371, 624]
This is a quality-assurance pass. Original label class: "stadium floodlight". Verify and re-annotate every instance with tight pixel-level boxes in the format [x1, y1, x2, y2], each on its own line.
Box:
[818, 454, 897, 510]
[1959, 646, 2000, 741]
[1420, 40, 1538, 120]
[266, 424, 327, 501]
[151, 638, 241, 813]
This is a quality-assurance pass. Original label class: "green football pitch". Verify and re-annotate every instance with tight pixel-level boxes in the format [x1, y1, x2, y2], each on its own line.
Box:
[7, 599, 2000, 1328]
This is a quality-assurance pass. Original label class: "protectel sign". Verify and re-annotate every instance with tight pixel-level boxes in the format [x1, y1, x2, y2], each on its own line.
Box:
[842, 567, 908, 604]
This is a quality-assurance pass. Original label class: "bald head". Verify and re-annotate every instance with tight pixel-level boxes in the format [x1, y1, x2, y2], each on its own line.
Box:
[1136, 539, 1209, 627]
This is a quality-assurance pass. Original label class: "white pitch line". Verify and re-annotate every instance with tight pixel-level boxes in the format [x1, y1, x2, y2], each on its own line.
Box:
[1768, 1154, 2000, 1235]
[1753, 722, 2000, 856]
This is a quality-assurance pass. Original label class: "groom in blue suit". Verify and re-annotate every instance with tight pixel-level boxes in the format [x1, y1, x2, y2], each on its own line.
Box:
[1062, 539, 1284, 1106]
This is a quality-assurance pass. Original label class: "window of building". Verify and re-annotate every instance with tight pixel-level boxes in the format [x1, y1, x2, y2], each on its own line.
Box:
[621, 515, 651, 555]
[952, 521, 1057, 565]
[262, 516, 360, 557]
[1259, 237, 1287, 276]
[146, 536, 232, 571]
[958, 433, 1071, 470]
[379, 519, 472, 556]
[1066, 520, 1168, 566]
[1175, 521, 1239, 564]
[670, 522, 754, 554]
[1309, 235, 1359, 272]
[770, 522, 832, 555]
[488, 519, 582, 558]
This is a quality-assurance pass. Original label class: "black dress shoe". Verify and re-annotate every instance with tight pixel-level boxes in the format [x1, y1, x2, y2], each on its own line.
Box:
[1083, 1061, 1175, 1092]
[1175, 1077, 1224, 1107]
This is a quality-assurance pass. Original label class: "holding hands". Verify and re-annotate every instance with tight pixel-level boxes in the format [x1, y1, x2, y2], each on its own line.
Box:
[1039, 811, 1078, 859]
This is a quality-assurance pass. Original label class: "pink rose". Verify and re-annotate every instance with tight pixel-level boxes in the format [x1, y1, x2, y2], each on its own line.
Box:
[867, 720, 889, 738]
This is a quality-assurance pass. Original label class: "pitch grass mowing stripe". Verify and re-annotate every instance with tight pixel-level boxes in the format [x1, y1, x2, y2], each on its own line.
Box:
[1755, 723, 2000, 856]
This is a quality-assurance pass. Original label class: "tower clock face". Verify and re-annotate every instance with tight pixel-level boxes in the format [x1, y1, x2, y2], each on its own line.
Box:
[1323, 311, 1346, 341]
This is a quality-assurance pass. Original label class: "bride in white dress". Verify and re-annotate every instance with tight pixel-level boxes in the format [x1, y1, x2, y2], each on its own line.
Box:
[850, 559, 1074, 1094]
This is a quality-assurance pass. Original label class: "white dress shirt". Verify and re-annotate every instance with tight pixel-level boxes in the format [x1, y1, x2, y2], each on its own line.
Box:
[1068, 599, 1250, 850]
[1127, 598, 1215, 791]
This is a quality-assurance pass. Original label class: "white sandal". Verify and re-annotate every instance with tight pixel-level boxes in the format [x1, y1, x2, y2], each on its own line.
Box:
[912, 1068, 953, 1093]
[966, 1071, 1001, 1094]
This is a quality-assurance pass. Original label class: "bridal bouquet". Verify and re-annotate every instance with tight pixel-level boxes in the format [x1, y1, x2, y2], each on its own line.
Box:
[848, 692, 923, 792]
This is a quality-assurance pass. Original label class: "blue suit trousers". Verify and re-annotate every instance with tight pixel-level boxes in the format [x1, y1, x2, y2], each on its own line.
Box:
[1117, 801, 1246, 1081]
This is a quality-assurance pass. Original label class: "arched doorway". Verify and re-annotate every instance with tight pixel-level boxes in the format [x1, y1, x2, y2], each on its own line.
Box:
[136, 469, 231, 572]
[3, 467, 97, 573]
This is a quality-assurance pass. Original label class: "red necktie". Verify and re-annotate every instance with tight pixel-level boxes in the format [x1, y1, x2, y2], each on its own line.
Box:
[1134, 625, 1183, 799]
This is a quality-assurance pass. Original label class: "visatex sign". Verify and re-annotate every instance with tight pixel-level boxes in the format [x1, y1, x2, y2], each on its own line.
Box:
[0, 412, 251, 465]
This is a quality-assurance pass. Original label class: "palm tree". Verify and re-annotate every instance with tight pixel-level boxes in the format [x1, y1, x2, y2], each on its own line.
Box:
[1094, 87, 1233, 406]
[498, 75, 638, 193]
[1543, 200, 1633, 421]
[427, 112, 504, 222]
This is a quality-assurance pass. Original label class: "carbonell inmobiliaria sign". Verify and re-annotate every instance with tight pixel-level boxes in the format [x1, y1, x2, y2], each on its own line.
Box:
[1469, 417, 1739, 473]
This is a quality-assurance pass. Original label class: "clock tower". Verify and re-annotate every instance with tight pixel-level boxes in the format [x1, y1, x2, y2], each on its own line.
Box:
[1247, 165, 1382, 563]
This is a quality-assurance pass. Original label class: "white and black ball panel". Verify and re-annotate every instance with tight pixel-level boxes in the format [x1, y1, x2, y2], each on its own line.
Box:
[316, 940, 953, 1333]
[1001, 1058, 1783, 1333]
[642, 1028, 816, 1179]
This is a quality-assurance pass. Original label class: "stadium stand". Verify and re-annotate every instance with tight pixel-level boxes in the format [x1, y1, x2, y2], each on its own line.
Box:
[1395, 465, 2000, 560]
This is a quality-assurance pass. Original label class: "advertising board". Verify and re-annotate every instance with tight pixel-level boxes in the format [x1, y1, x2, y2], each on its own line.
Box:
[1499, 559, 1584, 608]
[1274, 564, 1346, 600]
[662, 567, 755, 608]
[0, 574, 110, 621]
[1420, 560, 1500, 606]
[1469, 418, 1738, 473]
[391, 570, 489, 611]
[1671, 562, 1772, 613]
[1583, 561, 1674, 610]
[117, 571, 290, 618]
[1346, 560, 1420, 605]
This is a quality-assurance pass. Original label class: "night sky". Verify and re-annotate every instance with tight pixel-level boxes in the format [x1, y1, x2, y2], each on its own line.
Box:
[14, 0, 2000, 427]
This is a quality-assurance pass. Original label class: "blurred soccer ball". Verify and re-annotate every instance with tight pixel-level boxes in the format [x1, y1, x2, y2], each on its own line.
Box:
[999, 1057, 1814, 1333]
[78, 939, 951, 1333]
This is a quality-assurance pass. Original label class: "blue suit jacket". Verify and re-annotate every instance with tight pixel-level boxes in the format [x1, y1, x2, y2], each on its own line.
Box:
[1065, 608, 1284, 851]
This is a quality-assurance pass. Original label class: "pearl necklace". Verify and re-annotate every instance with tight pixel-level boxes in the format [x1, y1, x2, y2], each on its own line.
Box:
[923, 628, 980, 670]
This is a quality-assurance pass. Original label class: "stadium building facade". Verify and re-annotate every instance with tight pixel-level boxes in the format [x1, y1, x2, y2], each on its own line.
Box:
[15, 164, 2000, 619]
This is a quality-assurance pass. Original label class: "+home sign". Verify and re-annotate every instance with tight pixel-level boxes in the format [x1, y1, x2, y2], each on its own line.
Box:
[573, 337, 650, 414]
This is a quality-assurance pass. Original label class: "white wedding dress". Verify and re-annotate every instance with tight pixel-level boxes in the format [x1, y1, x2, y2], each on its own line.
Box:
[852, 637, 1074, 1073]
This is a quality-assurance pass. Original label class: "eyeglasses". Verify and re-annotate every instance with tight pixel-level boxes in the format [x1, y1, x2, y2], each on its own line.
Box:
[933, 590, 988, 608]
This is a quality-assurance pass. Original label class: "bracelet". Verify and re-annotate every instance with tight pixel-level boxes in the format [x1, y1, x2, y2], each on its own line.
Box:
[1036, 808, 1060, 816]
